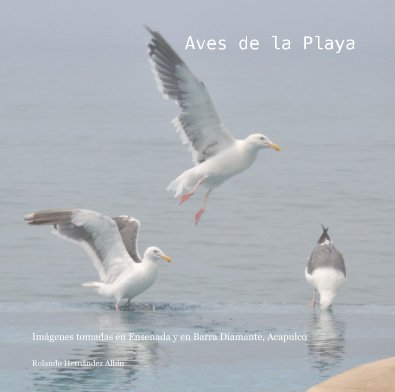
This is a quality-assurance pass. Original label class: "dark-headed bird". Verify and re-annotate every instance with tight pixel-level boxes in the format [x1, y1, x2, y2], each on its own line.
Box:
[305, 226, 346, 310]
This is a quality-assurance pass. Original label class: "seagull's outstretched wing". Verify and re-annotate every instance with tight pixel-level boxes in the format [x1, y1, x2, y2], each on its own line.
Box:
[146, 27, 236, 164]
[24, 209, 134, 283]
[112, 216, 142, 263]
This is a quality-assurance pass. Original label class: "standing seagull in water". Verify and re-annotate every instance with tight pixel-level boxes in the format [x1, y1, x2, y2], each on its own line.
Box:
[146, 27, 281, 224]
[25, 209, 172, 310]
[305, 226, 346, 310]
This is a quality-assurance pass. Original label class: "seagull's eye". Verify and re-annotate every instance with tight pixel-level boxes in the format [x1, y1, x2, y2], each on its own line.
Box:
[154, 250, 158, 253]
[260, 137, 264, 141]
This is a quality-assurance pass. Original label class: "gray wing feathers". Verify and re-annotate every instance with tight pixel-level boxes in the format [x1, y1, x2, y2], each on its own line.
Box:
[25, 209, 132, 283]
[147, 27, 235, 164]
[25, 209, 74, 225]
[112, 216, 142, 263]
[307, 244, 346, 277]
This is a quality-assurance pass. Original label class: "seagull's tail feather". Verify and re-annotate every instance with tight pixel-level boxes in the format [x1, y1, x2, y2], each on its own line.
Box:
[166, 169, 197, 197]
[82, 281, 112, 297]
[82, 281, 102, 288]
[319, 290, 336, 310]
[82, 281, 112, 295]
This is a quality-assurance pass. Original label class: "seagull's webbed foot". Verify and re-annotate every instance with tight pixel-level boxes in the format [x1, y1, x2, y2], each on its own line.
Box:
[179, 193, 193, 205]
[180, 176, 207, 205]
[194, 208, 205, 225]
[321, 305, 333, 313]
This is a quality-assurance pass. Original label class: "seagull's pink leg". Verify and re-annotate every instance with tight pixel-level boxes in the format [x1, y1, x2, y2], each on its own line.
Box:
[115, 300, 121, 311]
[179, 176, 206, 205]
[310, 289, 317, 307]
[195, 190, 211, 225]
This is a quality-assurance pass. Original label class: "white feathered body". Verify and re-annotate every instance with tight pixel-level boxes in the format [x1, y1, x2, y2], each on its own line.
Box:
[25, 209, 171, 310]
[305, 267, 346, 310]
[168, 140, 260, 196]
[84, 258, 159, 302]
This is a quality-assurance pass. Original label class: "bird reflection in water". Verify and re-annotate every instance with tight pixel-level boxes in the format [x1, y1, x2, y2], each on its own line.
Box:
[306, 309, 346, 376]
[31, 308, 164, 391]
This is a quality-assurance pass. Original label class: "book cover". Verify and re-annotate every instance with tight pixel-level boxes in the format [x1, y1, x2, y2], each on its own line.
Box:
[1, 1, 393, 391]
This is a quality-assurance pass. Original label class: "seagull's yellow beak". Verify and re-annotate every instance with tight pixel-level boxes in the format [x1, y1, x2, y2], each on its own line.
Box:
[269, 142, 281, 151]
[160, 254, 172, 263]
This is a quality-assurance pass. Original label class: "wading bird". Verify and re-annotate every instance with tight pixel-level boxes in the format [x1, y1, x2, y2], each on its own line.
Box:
[305, 226, 346, 310]
[25, 209, 172, 310]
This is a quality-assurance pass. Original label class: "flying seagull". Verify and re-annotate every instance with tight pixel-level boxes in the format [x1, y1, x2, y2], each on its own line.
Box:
[146, 27, 281, 224]
[25, 209, 172, 310]
[305, 226, 346, 310]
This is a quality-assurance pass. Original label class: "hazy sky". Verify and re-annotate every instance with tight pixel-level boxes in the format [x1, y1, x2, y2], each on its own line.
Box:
[0, 0, 394, 55]
[1, 0, 393, 137]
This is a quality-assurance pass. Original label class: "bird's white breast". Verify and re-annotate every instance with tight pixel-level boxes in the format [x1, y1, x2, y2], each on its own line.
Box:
[197, 141, 259, 181]
[113, 262, 158, 299]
